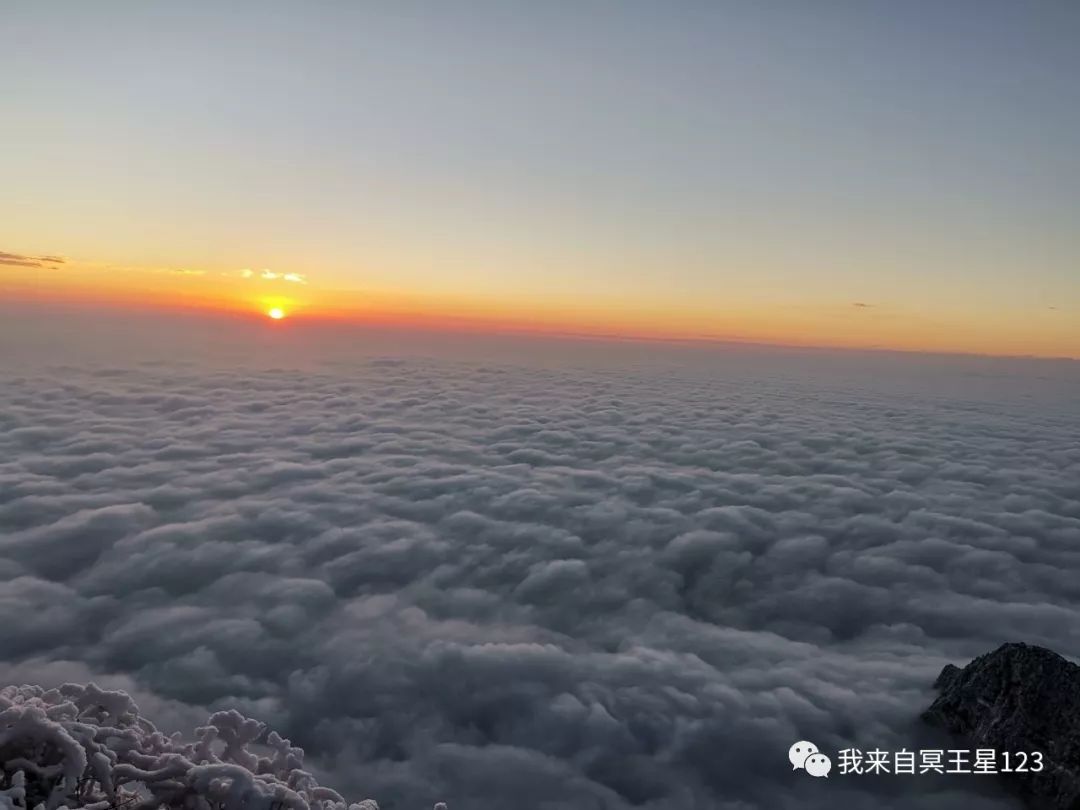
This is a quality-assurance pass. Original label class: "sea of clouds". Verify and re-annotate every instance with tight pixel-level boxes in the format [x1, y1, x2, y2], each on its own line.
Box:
[2, 310, 1079, 809]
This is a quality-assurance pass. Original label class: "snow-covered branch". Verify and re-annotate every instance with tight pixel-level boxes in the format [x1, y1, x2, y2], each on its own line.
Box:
[0, 684, 442, 810]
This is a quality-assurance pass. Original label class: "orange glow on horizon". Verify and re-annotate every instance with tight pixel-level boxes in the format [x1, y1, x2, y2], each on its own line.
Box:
[2, 253, 1078, 360]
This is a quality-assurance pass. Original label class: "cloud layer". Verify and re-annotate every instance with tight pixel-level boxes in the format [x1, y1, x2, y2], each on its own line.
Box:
[1, 347, 1078, 809]
[0, 250, 64, 268]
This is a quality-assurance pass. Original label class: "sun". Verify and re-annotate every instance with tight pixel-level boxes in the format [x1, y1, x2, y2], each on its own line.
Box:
[267, 307, 286, 320]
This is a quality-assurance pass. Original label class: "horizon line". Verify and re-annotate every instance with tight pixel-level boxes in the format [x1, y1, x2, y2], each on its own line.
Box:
[4, 293, 1077, 364]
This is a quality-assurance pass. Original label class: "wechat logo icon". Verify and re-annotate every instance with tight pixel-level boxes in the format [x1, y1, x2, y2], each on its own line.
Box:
[789, 741, 832, 778]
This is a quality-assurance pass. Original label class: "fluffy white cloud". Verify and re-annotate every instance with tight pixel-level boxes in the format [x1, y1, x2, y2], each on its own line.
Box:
[1, 346, 1077, 809]
[238, 268, 307, 283]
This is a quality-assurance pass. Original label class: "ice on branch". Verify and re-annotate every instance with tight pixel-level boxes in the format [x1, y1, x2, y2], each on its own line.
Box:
[0, 684, 445, 810]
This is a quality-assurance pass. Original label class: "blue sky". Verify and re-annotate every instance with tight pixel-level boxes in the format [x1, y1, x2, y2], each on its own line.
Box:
[2, 1, 1078, 354]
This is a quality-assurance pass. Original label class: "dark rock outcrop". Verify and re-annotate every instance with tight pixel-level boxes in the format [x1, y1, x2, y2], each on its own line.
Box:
[923, 642, 1080, 810]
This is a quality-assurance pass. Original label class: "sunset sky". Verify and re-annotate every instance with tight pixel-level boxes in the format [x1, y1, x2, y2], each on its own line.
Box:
[2, 1, 1078, 357]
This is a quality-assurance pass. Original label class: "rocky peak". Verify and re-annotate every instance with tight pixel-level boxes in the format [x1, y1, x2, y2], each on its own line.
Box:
[923, 642, 1080, 810]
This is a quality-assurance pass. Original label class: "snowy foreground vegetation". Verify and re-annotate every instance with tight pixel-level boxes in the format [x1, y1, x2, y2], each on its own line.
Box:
[0, 684, 444, 810]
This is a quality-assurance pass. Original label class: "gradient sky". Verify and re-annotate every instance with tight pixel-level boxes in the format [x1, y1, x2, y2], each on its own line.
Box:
[2, 1, 1079, 357]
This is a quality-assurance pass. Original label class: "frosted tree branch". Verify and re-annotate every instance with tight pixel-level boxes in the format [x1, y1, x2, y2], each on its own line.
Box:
[0, 684, 448, 810]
